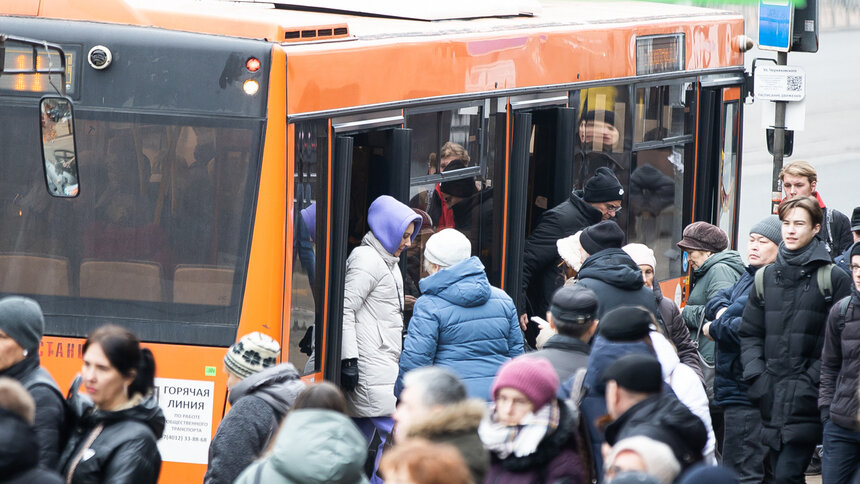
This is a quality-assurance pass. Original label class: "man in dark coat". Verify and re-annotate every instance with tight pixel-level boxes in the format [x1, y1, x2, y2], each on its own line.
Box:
[0, 377, 63, 484]
[740, 196, 852, 484]
[530, 285, 598, 382]
[575, 221, 660, 319]
[818, 241, 860, 483]
[519, 167, 624, 343]
[834, 207, 860, 275]
[603, 354, 708, 473]
[394, 367, 488, 484]
[702, 215, 781, 483]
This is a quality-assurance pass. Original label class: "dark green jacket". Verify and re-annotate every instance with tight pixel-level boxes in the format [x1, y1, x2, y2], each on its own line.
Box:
[682, 250, 745, 363]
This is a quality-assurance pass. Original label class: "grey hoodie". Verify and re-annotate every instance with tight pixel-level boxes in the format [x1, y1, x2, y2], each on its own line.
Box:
[203, 363, 305, 484]
[234, 409, 369, 484]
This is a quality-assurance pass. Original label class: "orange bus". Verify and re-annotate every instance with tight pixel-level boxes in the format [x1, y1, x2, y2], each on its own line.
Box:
[1, 0, 748, 480]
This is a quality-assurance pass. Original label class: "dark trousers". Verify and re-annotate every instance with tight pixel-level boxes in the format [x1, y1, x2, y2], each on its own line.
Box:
[822, 420, 860, 484]
[769, 442, 816, 484]
[723, 405, 769, 484]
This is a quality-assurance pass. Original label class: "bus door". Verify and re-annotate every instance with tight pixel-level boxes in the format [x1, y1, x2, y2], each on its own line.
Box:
[695, 79, 744, 248]
[325, 113, 412, 381]
[506, 93, 575, 341]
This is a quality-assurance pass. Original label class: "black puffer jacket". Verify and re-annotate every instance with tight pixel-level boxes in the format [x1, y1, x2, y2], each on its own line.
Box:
[654, 285, 703, 381]
[520, 190, 603, 317]
[739, 238, 852, 448]
[204, 363, 305, 484]
[819, 244, 860, 431]
[59, 393, 165, 484]
[576, 248, 659, 319]
[0, 355, 66, 469]
[604, 392, 707, 472]
[0, 407, 63, 484]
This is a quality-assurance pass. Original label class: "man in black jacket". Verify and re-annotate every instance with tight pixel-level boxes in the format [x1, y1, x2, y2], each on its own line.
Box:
[603, 354, 707, 472]
[530, 285, 598, 382]
[740, 196, 853, 484]
[818, 241, 860, 483]
[576, 221, 660, 319]
[519, 167, 624, 344]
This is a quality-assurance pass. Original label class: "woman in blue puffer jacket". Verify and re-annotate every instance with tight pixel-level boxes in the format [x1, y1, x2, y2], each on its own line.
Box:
[396, 229, 524, 400]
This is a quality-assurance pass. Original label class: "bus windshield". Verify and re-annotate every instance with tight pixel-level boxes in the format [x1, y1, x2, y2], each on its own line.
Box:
[0, 105, 262, 345]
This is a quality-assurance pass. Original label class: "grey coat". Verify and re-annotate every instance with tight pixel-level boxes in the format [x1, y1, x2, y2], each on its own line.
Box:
[203, 363, 305, 484]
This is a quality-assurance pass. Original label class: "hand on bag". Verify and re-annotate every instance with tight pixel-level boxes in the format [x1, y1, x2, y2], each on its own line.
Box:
[341, 358, 359, 392]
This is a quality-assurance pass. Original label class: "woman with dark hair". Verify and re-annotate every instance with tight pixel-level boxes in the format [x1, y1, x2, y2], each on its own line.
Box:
[58, 325, 164, 484]
[293, 382, 348, 414]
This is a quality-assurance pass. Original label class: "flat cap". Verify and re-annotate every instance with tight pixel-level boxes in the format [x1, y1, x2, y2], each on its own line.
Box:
[602, 353, 663, 394]
[550, 285, 598, 324]
[598, 306, 655, 342]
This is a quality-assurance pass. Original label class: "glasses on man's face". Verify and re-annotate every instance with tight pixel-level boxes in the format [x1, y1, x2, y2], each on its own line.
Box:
[851, 264, 860, 274]
[604, 204, 622, 214]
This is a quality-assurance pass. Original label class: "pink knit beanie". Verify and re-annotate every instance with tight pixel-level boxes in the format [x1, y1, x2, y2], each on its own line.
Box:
[491, 356, 559, 409]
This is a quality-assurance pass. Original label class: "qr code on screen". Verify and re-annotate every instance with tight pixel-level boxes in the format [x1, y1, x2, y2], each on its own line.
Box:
[787, 76, 802, 91]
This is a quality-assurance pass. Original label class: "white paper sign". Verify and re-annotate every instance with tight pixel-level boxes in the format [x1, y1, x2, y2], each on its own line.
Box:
[154, 377, 215, 465]
[754, 65, 806, 102]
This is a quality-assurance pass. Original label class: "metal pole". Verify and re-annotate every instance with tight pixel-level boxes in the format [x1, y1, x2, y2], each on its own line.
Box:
[770, 51, 789, 214]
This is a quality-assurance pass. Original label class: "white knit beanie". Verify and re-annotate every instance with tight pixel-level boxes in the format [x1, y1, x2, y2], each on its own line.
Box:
[622, 243, 657, 270]
[224, 332, 281, 379]
[557, 231, 584, 272]
[424, 229, 472, 268]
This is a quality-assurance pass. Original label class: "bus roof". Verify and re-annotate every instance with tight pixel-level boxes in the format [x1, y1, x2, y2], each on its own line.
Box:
[5, 0, 742, 44]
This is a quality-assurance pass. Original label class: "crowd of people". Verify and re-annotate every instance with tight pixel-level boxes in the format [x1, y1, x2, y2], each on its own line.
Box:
[0, 160, 858, 484]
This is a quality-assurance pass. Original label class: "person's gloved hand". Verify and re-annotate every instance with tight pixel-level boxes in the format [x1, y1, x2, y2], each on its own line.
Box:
[820, 406, 830, 424]
[341, 358, 359, 392]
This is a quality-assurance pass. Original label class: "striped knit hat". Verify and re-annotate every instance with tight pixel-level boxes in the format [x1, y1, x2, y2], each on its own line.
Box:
[224, 332, 280, 379]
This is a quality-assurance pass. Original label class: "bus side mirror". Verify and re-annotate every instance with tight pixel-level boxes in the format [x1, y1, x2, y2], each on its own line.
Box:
[40, 96, 80, 197]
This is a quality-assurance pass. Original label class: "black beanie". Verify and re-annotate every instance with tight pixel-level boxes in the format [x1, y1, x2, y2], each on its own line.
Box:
[580, 220, 624, 255]
[602, 353, 663, 394]
[440, 177, 478, 199]
[598, 306, 654, 341]
[0, 296, 44, 353]
[850, 241, 860, 259]
[584, 167, 624, 203]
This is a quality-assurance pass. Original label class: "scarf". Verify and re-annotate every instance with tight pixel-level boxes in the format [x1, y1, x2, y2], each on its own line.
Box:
[478, 400, 559, 459]
[778, 237, 821, 267]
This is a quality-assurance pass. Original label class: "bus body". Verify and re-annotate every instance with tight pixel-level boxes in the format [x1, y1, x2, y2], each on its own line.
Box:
[1, 0, 745, 480]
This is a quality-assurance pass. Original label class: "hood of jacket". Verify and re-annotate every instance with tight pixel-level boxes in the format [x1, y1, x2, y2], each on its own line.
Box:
[367, 195, 422, 255]
[650, 331, 679, 379]
[578, 249, 645, 291]
[405, 399, 485, 439]
[419, 256, 491, 308]
[362, 231, 401, 267]
[692, 250, 745, 281]
[0, 408, 39, 478]
[228, 363, 304, 416]
[267, 409, 368, 484]
[85, 393, 165, 439]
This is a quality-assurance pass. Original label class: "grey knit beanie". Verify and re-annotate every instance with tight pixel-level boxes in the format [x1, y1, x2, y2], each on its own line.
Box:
[0, 296, 44, 353]
[750, 215, 782, 245]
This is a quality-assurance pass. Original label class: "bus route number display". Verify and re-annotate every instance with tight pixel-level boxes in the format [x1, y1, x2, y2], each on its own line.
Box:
[154, 377, 215, 465]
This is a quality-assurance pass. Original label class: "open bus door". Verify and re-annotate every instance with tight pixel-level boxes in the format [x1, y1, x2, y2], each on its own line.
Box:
[324, 119, 412, 382]
[506, 98, 577, 346]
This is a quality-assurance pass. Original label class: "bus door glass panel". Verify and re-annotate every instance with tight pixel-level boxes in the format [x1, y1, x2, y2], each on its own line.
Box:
[290, 120, 328, 375]
[717, 95, 740, 244]
[405, 102, 505, 286]
[0, 107, 260, 343]
[629, 81, 696, 282]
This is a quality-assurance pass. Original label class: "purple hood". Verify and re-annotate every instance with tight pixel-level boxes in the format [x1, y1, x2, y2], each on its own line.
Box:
[367, 195, 422, 255]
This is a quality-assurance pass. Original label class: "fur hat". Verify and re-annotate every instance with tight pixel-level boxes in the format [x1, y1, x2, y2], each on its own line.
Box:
[491, 356, 559, 409]
[749, 215, 782, 245]
[583, 167, 624, 203]
[676, 221, 728, 253]
[557, 231, 584, 271]
[424, 229, 472, 268]
[0, 296, 44, 354]
[224, 332, 281, 379]
[623, 243, 657, 270]
[580, 220, 625, 255]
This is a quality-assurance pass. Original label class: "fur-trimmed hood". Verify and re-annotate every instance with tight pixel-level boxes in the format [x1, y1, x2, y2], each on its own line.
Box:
[405, 399, 485, 439]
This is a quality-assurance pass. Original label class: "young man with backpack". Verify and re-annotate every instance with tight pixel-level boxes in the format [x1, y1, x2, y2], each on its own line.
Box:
[739, 196, 853, 484]
[818, 241, 860, 483]
[779, 160, 852, 259]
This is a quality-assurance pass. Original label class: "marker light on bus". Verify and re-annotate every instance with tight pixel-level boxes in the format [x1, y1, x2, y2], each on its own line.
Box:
[242, 79, 259, 95]
[245, 57, 261, 72]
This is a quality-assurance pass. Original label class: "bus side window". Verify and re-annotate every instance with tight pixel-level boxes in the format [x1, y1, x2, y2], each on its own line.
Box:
[290, 120, 327, 375]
